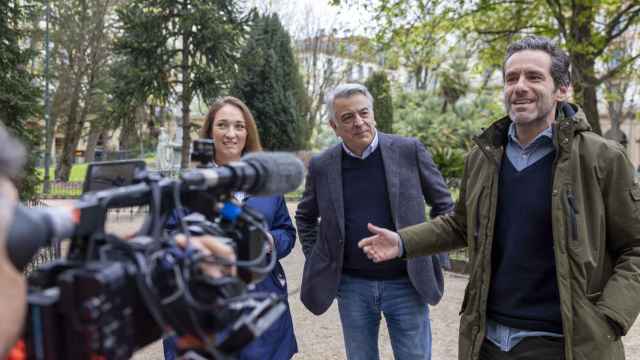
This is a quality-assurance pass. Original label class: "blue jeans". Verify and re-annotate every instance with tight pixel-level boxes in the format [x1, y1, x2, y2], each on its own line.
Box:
[337, 275, 432, 360]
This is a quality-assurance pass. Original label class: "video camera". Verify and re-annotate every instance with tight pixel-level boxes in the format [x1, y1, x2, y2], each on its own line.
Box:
[7, 151, 304, 360]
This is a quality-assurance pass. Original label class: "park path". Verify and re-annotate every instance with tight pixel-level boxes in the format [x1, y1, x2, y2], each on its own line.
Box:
[46, 200, 639, 359]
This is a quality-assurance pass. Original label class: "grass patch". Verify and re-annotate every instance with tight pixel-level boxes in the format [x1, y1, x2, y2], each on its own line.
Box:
[284, 185, 304, 202]
[36, 164, 88, 182]
[36, 157, 157, 183]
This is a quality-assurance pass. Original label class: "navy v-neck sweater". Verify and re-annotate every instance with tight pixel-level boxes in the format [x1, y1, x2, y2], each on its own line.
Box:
[486, 152, 563, 333]
[341, 147, 407, 280]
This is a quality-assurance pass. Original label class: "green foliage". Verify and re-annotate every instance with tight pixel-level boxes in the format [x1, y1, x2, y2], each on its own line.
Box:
[333, 0, 456, 90]
[438, 61, 470, 115]
[393, 90, 500, 180]
[365, 71, 394, 133]
[231, 13, 310, 151]
[334, 1, 640, 135]
[0, 0, 42, 200]
[456, 1, 640, 135]
[114, 0, 248, 166]
[114, 0, 246, 102]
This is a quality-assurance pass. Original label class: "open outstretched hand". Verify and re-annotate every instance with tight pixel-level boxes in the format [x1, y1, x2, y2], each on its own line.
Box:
[358, 223, 402, 263]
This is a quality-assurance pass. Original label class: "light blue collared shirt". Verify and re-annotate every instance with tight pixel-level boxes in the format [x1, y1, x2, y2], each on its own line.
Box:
[486, 319, 563, 352]
[486, 123, 562, 352]
[341, 131, 379, 159]
[505, 123, 555, 171]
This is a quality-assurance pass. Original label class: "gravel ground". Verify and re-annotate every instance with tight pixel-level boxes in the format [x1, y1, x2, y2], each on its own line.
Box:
[46, 200, 637, 360]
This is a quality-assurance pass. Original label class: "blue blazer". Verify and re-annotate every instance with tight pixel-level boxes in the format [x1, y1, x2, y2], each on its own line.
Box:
[163, 195, 298, 360]
[239, 195, 298, 360]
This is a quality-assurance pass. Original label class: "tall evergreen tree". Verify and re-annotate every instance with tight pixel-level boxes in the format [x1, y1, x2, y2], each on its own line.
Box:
[115, 0, 248, 168]
[365, 71, 394, 134]
[232, 13, 310, 151]
[0, 0, 41, 200]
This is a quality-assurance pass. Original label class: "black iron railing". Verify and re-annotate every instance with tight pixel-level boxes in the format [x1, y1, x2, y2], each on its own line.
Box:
[23, 199, 62, 275]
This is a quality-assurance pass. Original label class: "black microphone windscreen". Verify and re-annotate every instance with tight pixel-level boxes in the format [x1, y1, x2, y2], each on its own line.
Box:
[240, 152, 304, 196]
[7, 205, 75, 271]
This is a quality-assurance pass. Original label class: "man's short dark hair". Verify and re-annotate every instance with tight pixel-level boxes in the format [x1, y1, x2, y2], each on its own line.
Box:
[0, 125, 26, 179]
[503, 36, 571, 88]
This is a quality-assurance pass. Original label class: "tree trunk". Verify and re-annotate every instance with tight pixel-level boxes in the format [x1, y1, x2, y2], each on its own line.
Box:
[119, 112, 140, 154]
[55, 78, 83, 181]
[56, 39, 102, 180]
[48, 62, 71, 167]
[84, 122, 103, 163]
[568, 3, 602, 135]
[415, 65, 426, 90]
[603, 80, 629, 146]
[180, 24, 192, 169]
[57, 87, 95, 181]
[55, 120, 82, 181]
[572, 67, 602, 135]
[147, 103, 159, 140]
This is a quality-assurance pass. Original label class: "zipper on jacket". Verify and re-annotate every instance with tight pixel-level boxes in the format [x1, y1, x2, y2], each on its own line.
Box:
[565, 188, 578, 241]
[473, 186, 485, 253]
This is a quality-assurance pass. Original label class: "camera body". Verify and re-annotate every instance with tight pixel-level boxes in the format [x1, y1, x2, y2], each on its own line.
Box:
[19, 156, 289, 360]
[26, 259, 160, 359]
[25, 233, 252, 360]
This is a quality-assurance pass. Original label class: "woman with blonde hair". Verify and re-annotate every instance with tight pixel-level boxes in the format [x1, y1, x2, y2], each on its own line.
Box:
[163, 96, 298, 360]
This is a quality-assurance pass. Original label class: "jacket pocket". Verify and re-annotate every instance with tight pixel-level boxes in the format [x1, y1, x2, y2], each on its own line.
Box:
[565, 188, 579, 242]
[575, 294, 617, 344]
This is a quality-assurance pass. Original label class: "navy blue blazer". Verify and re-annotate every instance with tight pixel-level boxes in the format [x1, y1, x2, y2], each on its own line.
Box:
[164, 195, 298, 360]
[239, 195, 298, 360]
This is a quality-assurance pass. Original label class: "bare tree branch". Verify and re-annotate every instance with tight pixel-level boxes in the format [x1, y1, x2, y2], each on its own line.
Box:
[597, 52, 640, 85]
[476, 24, 554, 36]
[594, 5, 640, 57]
[545, 0, 567, 37]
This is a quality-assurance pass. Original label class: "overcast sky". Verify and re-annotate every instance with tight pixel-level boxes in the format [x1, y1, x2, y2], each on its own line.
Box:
[247, 0, 373, 38]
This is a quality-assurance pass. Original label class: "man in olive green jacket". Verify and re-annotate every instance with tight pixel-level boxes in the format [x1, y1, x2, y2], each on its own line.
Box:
[359, 36, 640, 360]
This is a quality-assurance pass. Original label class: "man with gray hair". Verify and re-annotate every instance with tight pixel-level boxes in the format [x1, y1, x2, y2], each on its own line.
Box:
[359, 36, 640, 359]
[295, 83, 453, 359]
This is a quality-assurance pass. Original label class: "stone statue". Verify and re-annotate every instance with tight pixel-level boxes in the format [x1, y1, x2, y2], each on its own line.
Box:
[156, 127, 173, 170]
[171, 118, 183, 170]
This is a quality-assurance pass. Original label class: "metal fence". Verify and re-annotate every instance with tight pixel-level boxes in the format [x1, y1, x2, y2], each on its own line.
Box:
[94, 150, 140, 162]
[37, 170, 184, 200]
[36, 181, 83, 198]
[21, 200, 151, 275]
[106, 205, 150, 220]
[23, 199, 62, 275]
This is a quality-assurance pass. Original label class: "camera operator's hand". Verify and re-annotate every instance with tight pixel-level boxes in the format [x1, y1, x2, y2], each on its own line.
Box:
[175, 234, 236, 278]
[0, 177, 27, 358]
[266, 233, 275, 254]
